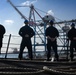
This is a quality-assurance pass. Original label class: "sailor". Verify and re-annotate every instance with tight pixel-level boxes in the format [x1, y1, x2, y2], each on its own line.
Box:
[18, 20, 35, 60]
[67, 23, 76, 61]
[45, 20, 59, 61]
[0, 24, 6, 54]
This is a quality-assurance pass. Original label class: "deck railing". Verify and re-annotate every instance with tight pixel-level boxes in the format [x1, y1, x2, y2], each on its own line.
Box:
[1, 34, 70, 59]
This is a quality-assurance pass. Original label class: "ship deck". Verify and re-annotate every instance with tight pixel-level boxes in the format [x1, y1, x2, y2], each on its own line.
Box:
[0, 58, 76, 75]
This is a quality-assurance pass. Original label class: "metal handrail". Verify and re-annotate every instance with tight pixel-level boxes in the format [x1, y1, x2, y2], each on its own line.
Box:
[1, 34, 70, 59]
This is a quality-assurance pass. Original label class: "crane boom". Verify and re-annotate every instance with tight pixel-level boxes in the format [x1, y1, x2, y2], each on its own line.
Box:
[7, 0, 27, 20]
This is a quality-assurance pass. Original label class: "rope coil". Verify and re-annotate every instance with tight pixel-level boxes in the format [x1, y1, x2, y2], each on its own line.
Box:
[0, 67, 44, 75]
[44, 67, 76, 75]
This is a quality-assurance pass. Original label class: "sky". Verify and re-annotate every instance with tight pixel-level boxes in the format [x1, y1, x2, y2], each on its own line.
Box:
[0, 0, 76, 54]
[0, 0, 76, 35]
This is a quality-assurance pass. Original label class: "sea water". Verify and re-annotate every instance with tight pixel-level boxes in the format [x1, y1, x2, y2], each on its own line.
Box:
[0, 52, 45, 59]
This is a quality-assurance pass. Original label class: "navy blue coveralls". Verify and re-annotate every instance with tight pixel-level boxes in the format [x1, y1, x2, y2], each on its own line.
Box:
[45, 25, 59, 61]
[67, 27, 76, 61]
[18, 25, 35, 60]
[0, 24, 6, 53]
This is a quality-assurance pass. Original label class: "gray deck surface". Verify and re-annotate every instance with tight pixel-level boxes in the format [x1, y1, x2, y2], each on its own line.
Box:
[0, 59, 76, 75]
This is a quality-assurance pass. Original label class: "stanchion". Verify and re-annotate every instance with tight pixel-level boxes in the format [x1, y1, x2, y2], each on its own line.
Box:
[66, 38, 69, 61]
[5, 34, 11, 59]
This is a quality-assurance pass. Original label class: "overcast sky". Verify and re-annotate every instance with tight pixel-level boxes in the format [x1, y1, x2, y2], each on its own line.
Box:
[0, 0, 76, 35]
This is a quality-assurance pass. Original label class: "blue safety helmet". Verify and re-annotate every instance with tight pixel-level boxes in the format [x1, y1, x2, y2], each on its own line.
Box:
[49, 20, 54, 25]
[24, 20, 28, 23]
[71, 23, 75, 27]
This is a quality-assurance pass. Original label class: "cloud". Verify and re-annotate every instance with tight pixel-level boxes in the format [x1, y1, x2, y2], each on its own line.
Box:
[21, 1, 30, 6]
[21, 0, 37, 6]
[4, 20, 14, 25]
[47, 10, 54, 16]
[31, 0, 37, 4]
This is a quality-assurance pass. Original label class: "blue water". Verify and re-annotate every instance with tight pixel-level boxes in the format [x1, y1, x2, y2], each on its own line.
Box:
[0, 54, 19, 58]
[0, 50, 64, 59]
[0, 52, 46, 59]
